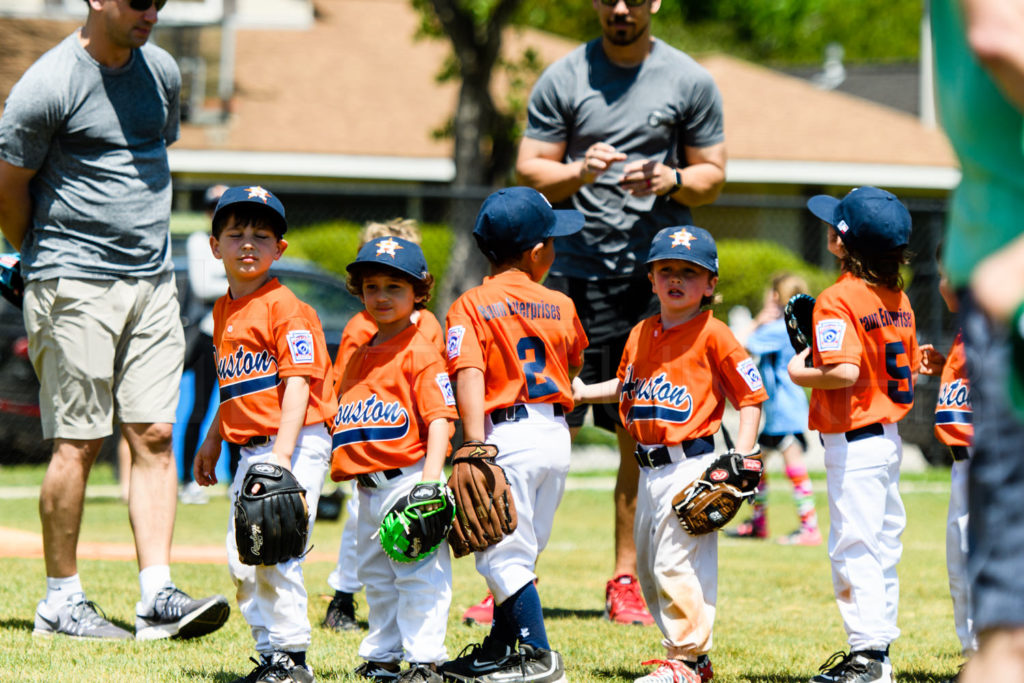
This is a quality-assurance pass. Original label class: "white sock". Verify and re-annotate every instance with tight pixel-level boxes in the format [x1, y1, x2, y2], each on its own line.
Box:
[139, 565, 172, 612]
[45, 574, 83, 608]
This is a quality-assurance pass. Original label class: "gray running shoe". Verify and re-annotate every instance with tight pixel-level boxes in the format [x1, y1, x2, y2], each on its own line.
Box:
[135, 584, 230, 640]
[810, 651, 892, 683]
[475, 645, 566, 683]
[33, 594, 133, 640]
[354, 660, 402, 682]
[398, 665, 443, 683]
[256, 652, 315, 683]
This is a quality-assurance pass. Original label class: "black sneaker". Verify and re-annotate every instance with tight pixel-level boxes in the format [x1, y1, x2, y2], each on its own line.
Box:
[322, 591, 360, 631]
[810, 651, 891, 683]
[234, 655, 275, 683]
[354, 660, 402, 682]
[256, 652, 315, 683]
[398, 664, 443, 683]
[135, 584, 230, 640]
[33, 594, 133, 640]
[475, 645, 566, 683]
[440, 641, 514, 681]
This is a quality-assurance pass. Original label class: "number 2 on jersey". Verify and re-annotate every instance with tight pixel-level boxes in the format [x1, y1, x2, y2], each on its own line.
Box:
[517, 336, 557, 399]
[885, 341, 913, 404]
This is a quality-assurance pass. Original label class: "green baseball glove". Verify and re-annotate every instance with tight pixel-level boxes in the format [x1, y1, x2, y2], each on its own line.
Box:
[379, 481, 456, 563]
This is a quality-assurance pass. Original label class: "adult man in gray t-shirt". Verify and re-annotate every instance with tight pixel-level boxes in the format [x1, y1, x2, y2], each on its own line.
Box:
[516, 0, 725, 634]
[0, 0, 228, 641]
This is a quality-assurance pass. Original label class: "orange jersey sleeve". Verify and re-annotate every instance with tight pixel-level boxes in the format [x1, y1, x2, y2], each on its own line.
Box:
[333, 309, 446, 395]
[445, 270, 588, 413]
[616, 312, 768, 445]
[935, 333, 972, 447]
[212, 279, 338, 444]
[809, 272, 920, 433]
[330, 324, 458, 480]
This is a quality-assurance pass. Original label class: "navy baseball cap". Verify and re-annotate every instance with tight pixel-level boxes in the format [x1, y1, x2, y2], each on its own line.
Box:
[213, 185, 288, 235]
[347, 236, 430, 282]
[472, 187, 584, 261]
[807, 186, 911, 253]
[646, 225, 719, 275]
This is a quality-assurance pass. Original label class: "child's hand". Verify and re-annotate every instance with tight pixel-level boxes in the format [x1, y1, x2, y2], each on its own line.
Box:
[194, 440, 222, 486]
[919, 343, 946, 376]
[572, 376, 588, 403]
[272, 451, 293, 471]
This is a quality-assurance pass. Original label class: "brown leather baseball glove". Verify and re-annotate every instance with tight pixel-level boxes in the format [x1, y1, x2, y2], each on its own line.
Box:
[446, 441, 517, 558]
[672, 450, 763, 535]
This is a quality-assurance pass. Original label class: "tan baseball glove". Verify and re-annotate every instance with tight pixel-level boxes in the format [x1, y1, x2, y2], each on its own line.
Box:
[672, 450, 763, 535]
[446, 441, 517, 558]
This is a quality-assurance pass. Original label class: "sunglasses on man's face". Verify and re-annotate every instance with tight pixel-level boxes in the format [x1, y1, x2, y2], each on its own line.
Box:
[127, 0, 167, 12]
[598, 0, 648, 6]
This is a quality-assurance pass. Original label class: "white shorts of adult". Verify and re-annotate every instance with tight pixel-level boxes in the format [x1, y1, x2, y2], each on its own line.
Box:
[821, 423, 905, 651]
[355, 460, 452, 665]
[478, 402, 571, 604]
[227, 423, 330, 655]
[328, 480, 362, 594]
[23, 273, 184, 439]
[635, 447, 718, 660]
[947, 456, 977, 656]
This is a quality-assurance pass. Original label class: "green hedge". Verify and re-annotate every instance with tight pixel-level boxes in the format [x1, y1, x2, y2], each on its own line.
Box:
[713, 239, 836, 320]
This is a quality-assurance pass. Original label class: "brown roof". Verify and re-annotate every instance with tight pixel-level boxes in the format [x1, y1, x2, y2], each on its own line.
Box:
[1, 2, 956, 169]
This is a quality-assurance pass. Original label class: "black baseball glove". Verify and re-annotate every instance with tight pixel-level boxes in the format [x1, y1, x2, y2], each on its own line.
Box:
[379, 481, 456, 563]
[784, 293, 816, 367]
[234, 462, 310, 565]
[672, 450, 764, 535]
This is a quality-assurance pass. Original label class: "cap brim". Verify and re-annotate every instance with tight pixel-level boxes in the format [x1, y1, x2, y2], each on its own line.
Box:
[548, 209, 585, 237]
[807, 195, 840, 226]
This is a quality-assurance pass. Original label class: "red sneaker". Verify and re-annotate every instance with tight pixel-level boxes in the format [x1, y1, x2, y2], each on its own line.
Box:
[461, 592, 494, 626]
[724, 518, 768, 539]
[696, 655, 713, 682]
[605, 574, 654, 626]
[634, 659, 701, 683]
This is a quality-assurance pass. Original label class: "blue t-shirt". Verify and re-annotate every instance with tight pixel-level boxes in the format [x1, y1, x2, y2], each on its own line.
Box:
[745, 318, 808, 435]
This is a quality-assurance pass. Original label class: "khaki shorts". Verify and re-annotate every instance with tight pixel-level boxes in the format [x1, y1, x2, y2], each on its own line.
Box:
[23, 273, 185, 440]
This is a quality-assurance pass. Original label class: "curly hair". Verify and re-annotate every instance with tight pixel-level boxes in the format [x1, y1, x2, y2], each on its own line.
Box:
[346, 264, 433, 309]
[841, 245, 911, 291]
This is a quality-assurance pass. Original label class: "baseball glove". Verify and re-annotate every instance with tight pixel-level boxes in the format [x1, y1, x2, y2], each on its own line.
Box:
[447, 441, 517, 558]
[784, 293, 816, 367]
[234, 462, 310, 565]
[379, 481, 456, 563]
[672, 450, 764, 535]
[0, 253, 23, 309]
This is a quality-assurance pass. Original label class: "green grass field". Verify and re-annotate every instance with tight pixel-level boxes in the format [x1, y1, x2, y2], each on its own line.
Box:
[0, 469, 962, 682]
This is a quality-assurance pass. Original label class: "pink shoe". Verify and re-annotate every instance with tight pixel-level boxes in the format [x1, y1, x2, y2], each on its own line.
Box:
[777, 527, 822, 546]
[605, 575, 655, 626]
[461, 592, 494, 626]
[724, 518, 768, 539]
[634, 659, 701, 683]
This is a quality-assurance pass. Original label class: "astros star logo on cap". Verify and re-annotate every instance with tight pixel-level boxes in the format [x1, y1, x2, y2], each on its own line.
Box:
[245, 186, 270, 203]
[376, 237, 402, 258]
[670, 228, 696, 249]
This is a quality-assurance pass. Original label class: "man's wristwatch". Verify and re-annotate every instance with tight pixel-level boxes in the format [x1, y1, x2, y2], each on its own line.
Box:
[668, 168, 682, 195]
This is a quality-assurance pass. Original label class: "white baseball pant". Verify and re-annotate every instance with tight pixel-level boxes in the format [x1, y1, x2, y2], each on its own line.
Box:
[477, 403, 570, 604]
[947, 457, 977, 656]
[635, 448, 717, 659]
[328, 480, 362, 594]
[822, 423, 904, 651]
[227, 423, 330, 654]
[356, 460, 452, 665]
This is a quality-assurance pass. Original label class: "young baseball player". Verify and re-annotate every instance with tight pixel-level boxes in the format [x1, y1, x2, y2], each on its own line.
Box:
[441, 187, 588, 683]
[330, 236, 458, 683]
[574, 225, 768, 683]
[322, 219, 445, 634]
[919, 260, 977, 680]
[788, 186, 920, 683]
[729, 274, 821, 545]
[193, 185, 338, 683]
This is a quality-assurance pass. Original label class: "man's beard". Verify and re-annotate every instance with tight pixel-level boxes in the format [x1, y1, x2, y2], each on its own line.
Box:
[604, 18, 647, 46]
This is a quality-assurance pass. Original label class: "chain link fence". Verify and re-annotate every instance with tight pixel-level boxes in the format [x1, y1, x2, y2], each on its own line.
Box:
[1, 185, 954, 466]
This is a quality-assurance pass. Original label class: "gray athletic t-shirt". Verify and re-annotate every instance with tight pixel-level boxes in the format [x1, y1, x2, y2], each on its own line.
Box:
[525, 38, 724, 279]
[0, 31, 181, 282]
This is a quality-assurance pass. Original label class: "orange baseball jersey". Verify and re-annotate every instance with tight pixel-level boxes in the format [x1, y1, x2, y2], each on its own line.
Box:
[810, 272, 920, 433]
[617, 311, 768, 445]
[445, 270, 588, 413]
[331, 323, 458, 480]
[935, 333, 972, 447]
[212, 278, 338, 444]
[332, 308, 445, 395]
